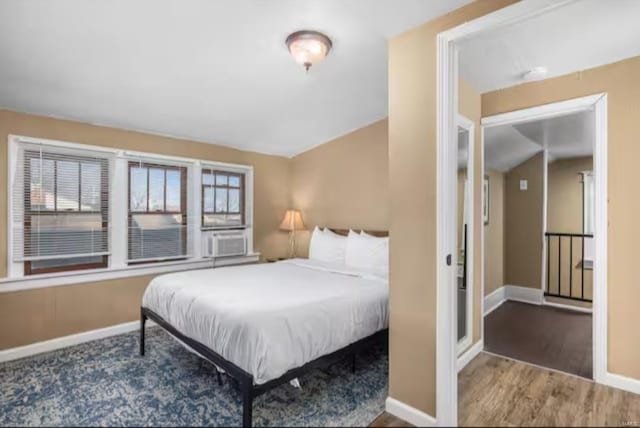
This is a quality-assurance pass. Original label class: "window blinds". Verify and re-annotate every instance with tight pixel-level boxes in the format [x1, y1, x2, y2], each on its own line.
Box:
[12, 142, 112, 263]
[126, 156, 190, 263]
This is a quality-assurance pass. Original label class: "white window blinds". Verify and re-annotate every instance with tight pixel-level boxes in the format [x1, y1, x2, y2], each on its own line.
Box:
[12, 142, 112, 271]
[126, 157, 190, 263]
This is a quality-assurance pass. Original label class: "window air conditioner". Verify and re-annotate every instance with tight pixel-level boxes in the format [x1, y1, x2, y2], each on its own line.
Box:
[203, 231, 247, 258]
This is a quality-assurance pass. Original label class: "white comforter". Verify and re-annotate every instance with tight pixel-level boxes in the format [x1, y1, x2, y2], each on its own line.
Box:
[142, 259, 389, 385]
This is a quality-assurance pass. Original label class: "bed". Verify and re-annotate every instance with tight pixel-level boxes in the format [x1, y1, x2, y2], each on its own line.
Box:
[139, 230, 389, 427]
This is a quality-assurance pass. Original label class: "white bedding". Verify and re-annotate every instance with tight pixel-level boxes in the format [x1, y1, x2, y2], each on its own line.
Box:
[142, 258, 389, 385]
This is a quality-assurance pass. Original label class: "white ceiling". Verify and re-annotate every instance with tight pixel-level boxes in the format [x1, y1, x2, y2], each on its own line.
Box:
[459, 0, 640, 93]
[485, 111, 594, 172]
[0, 0, 471, 157]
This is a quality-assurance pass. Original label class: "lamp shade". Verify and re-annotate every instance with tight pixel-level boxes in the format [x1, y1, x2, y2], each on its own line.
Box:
[279, 209, 305, 231]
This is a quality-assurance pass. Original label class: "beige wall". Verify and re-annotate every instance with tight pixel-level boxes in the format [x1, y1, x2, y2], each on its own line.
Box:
[388, 0, 516, 416]
[504, 152, 544, 290]
[0, 109, 291, 349]
[547, 156, 593, 304]
[548, 156, 592, 233]
[290, 119, 389, 255]
[484, 170, 505, 296]
[482, 55, 640, 380]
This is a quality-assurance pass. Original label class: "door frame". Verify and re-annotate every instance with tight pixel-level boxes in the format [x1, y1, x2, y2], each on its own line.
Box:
[481, 93, 608, 382]
[435, 0, 597, 425]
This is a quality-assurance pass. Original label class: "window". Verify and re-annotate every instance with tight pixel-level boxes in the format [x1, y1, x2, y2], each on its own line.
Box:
[8, 136, 255, 281]
[128, 161, 188, 263]
[583, 171, 594, 235]
[14, 146, 110, 275]
[202, 169, 244, 228]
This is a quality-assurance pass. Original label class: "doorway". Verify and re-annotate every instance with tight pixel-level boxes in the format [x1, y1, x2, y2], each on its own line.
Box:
[435, 2, 609, 425]
[481, 102, 602, 379]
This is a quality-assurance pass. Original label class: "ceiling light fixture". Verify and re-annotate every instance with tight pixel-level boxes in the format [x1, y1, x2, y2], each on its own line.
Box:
[522, 66, 548, 82]
[286, 30, 332, 72]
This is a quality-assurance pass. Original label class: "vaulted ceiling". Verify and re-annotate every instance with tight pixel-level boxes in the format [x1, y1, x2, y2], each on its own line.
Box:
[0, 0, 471, 157]
[485, 111, 594, 173]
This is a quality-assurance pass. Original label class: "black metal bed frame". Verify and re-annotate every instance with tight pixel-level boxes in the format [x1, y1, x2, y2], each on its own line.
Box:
[140, 307, 388, 427]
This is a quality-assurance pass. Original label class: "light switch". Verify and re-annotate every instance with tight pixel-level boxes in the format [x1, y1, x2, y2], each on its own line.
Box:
[520, 179, 528, 191]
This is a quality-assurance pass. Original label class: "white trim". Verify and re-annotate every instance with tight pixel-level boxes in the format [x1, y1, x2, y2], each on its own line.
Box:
[483, 285, 544, 315]
[438, 0, 576, 43]
[483, 287, 506, 316]
[385, 397, 437, 427]
[592, 94, 608, 384]
[505, 284, 543, 305]
[0, 254, 259, 293]
[480, 93, 603, 128]
[0, 320, 156, 363]
[541, 149, 549, 295]
[457, 334, 472, 356]
[435, 28, 458, 428]
[457, 340, 483, 372]
[480, 125, 486, 345]
[479, 93, 608, 384]
[457, 115, 474, 357]
[486, 286, 597, 314]
[542, 300, 592, 314]
[603, 372, 640, 395]
[5, 133, 258, 292]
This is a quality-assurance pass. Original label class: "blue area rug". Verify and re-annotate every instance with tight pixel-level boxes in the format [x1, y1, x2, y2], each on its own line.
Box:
[0, 328, 388, 427]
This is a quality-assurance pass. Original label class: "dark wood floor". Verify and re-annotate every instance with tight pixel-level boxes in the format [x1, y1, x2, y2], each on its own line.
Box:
[485, 301, 592, 378]
[371, 352, 640, 427]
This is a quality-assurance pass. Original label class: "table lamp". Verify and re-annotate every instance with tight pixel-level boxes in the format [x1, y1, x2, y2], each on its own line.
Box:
[279, 209, 306, 258]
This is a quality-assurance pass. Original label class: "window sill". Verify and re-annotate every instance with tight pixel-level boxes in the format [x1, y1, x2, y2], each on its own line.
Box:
[201, 225, 250, 231]
[0, 253, 260, 293]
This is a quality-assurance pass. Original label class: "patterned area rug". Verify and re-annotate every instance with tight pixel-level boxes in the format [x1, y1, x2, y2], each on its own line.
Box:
[0, 328, 388, 427]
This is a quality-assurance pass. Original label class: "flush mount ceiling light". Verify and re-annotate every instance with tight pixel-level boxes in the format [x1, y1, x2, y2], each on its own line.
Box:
[286, 30, 332, 72]
[522, 66, 548, 82]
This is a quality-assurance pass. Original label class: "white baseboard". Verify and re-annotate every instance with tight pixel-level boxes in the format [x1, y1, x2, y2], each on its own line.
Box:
[458, 340, 483, 372]
[603, 372, 640, 395]
[505, 284, 543, 305]
[543, 300, 593, 314]
[0, 319, 155, 363]
[484, 287, 506, 315]
[484, 285, 543, 316]
[385, 397, 436, 427]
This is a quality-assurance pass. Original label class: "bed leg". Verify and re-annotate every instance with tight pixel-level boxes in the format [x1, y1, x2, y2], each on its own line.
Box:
[241, 380, 253, 427]
[140, 308, 147, 357]
[216, 369, 223, 386]
[352, 354, 356, 374]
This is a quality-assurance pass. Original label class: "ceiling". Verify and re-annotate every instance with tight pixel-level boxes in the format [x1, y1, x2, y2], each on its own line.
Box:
[459, 0, 640, 93]
[0, 0, 471, 157]
[485, 111, 594, 172]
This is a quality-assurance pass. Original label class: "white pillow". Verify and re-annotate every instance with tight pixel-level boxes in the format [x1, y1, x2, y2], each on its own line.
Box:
[345, 230, 389, 272]
[309, 226, 347, 264]
[323, 227, 342, 237]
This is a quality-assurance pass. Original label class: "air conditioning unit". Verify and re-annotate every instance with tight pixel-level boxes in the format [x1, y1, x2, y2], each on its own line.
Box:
[203, 231, 247, 258]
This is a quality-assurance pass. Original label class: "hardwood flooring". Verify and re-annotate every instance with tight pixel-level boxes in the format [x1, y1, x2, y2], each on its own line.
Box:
[485, 301, 592, 378]
[370, 352, 640, 427]
[370, 411, 413, 427]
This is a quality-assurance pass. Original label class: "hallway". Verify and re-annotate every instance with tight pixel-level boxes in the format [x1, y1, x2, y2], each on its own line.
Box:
[485, 301, 592, 378]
